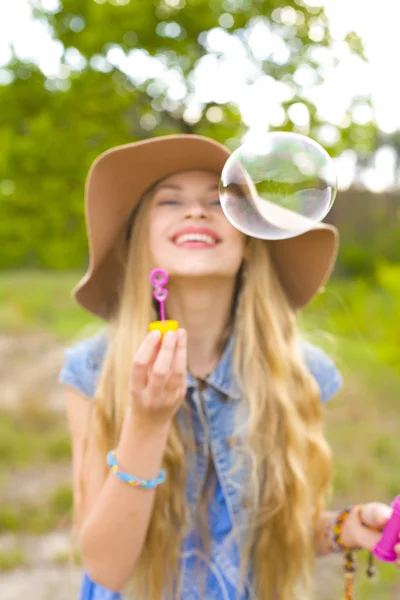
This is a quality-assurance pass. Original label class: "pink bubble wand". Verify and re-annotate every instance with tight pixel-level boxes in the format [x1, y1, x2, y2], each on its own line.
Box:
[373, 495, 400, 562]
[150, 268, 168, 323]
[148, 269, 179, 335]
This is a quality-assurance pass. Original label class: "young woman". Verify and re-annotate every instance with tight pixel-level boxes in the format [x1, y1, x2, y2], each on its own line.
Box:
[59, 135, 400, 600]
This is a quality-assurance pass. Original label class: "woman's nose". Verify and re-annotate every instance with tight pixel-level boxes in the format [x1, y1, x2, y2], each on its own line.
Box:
[184, 200, 208, 218]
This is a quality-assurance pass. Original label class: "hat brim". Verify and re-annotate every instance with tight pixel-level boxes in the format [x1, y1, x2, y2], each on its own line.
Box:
[74, 135, 338, 319]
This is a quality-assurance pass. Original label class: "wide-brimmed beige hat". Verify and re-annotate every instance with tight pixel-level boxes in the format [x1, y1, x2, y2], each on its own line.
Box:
[74, 134, 338, 319]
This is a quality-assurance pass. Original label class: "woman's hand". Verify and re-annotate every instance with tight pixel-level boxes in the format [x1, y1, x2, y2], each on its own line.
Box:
[129, 329, 187, 428]
[342, 503, 400, 566]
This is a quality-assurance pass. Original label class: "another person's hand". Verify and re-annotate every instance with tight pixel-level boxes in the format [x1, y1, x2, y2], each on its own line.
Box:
[342, 502, 400, 567]
[129, 329, 187, 428]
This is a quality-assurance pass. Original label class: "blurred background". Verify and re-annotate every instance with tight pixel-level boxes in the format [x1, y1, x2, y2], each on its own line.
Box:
[0, 0, 399, 598]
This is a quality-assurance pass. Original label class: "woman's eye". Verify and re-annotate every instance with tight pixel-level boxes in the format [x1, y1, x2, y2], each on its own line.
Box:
[211, 199, 221, 206]
[158, 199, 180, 205]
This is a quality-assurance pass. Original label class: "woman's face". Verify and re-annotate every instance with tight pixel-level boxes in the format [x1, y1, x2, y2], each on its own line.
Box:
[149, 170, 246, 278]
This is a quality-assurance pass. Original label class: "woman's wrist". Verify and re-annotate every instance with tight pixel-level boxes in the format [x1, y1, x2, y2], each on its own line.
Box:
[124, 404, 172, 438]
[113, 406, 171, 482]
[317, 511, 340, 555]
[339, 505, 362, 550]
[318, 507, 361, 555]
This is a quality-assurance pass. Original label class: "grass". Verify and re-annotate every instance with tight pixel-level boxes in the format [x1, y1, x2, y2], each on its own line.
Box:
[0, 484, 73, 535]
[52, 548, 81, 567]
[0, 547, 27, 572]
[50, 484, 73, 516]
[299, 270, 400, 507]
[301, 267, 400, 372]
[356, 561, 400, 598]
[0, 408, 70, 475]
[0, 269, 399, 597]
[325, 370, 400, 503]
[0, 270, 101, 340]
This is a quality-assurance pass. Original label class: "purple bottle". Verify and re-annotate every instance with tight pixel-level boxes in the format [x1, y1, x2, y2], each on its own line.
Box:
[373, 496, 400, 562]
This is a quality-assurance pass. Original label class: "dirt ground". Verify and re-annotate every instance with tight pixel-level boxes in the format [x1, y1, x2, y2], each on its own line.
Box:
[0, 333, 81, 599]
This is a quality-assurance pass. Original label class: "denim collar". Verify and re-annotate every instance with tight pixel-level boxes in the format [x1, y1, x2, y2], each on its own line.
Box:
[185, 334, 241, 401]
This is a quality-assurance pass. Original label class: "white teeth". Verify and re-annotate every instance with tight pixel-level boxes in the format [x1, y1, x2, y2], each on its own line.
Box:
[175, 233, 216, 245]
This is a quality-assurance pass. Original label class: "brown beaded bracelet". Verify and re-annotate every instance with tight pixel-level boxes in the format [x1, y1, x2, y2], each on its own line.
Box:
[332, 506, 356, 551]
[332, 506, 376, 600]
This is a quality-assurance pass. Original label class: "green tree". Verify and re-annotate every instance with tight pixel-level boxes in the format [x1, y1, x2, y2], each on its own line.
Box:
[0, 0, 374, 269]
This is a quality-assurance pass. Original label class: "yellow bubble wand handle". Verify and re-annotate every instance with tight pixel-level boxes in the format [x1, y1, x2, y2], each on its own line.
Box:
[149, 269, 178, 336]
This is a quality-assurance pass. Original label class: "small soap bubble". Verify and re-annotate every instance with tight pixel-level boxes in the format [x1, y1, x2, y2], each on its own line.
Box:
[219, 132, 337, 240]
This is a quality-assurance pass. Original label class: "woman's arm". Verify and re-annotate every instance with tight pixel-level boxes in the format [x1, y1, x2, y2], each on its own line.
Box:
[75, 396, 171, 591]
[66, 329, 187, 592]
[315, 511, 338, 555]
[316, 508, 373, 556]
[317, 505, 400, 564]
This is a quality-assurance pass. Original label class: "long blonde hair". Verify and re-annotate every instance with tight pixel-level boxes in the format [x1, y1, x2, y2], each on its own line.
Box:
[90, 186, 333, 600]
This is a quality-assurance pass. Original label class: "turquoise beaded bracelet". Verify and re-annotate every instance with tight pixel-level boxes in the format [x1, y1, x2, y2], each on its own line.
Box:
[107, 450, 166, 489]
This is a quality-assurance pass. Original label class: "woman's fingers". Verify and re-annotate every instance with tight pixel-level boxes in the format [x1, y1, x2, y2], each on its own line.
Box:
[147, 331, 178, 395]
[130, 328, 188, 424]
[165, 329, 187, 396]
[358, 507, 400, 569]
[171, 329, 187, 378]
[362, 503, 392, 531]
[357, 529, 382, 553]
[130, 330, 161, 391]
[356, 503, 392, 552]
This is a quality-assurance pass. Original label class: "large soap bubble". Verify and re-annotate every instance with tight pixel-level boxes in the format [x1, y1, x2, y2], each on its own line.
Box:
[219, 132, 337, 240]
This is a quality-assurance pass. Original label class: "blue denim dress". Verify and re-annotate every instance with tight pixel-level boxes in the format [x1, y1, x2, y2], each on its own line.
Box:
[59, 332, 342, 600]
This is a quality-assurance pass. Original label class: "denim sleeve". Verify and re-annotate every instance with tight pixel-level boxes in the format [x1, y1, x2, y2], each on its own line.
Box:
[58, 333, 107, 399]
[78, 572, 122, 600]
[300, 341, 343, 403]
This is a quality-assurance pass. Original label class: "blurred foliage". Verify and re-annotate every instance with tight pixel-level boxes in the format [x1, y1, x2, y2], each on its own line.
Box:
[302, 262, 400, 371]
[329, 188, 400, 274]
[0, 0, 376, 269]
[338, 225, 400, 277]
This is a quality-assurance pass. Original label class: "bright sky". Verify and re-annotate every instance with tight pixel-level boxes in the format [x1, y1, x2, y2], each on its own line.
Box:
[0, 0, 399, 191]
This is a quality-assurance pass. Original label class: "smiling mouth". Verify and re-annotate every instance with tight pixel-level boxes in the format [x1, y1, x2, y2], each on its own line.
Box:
[173, 233, 219, 247]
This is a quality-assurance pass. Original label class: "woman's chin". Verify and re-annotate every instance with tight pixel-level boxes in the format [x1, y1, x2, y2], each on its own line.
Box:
[167, 268, 218, 278]
[165, 266, 238, 279]
[152, 256, 242, 279]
